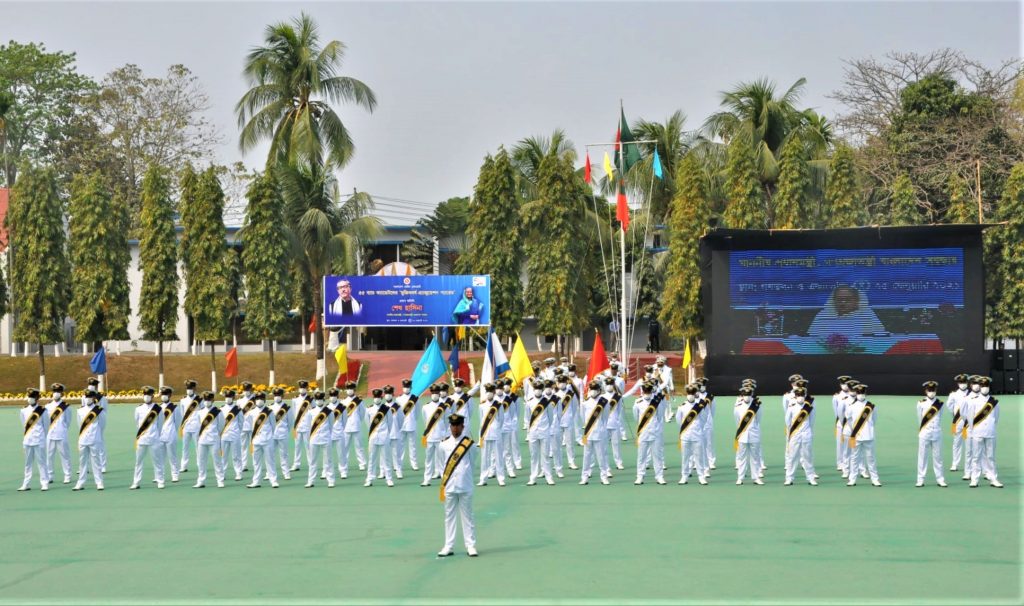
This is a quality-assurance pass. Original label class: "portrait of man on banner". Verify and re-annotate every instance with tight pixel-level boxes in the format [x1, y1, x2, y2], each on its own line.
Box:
[330, 279, 363, 318]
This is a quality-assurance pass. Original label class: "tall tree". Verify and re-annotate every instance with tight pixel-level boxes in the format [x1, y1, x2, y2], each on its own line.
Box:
[182, 167, 234, 388]
[629, 110, 693, 221]
[773, 135, 810, 229]
[889, 173, 922, 225]
[67, 172, 131, 347]
[944, 172, 977, 224]
[457, 148, 523, 338]
[138, 166, 179, 386]
[400, 196, 469, 274]
[990, 163, 1024, 338]
[6, 164, 70, 387]
[660, 153, 708, 339]
[0, 41, 95, 186]
[241, 171, 292, 384]
[825, 144, 865, 228]
[236, 12, 377, 170]
[722, 137, 765, 229]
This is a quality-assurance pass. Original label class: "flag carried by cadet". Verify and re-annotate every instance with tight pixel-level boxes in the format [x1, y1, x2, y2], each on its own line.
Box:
[411, 337, 448, 396]
[508, 333, 533, 391]
[448, 342, 461, 380]
[90, 346, 107, 375]
[335, 344, 349, 376]
[480, 330, 511, 385]
[587, 330, 610, 382]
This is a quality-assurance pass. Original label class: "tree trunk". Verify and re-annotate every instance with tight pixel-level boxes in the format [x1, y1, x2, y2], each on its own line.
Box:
[209, 341, 217, 393]
[268, 338, 276, 387]
[37, 341, 46, 392]
[312, 276, 324, 360]
[158, 341, 165, 388]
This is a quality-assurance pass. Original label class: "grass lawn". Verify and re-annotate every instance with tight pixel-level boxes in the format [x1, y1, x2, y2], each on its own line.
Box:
[0, 394, 1019, 604]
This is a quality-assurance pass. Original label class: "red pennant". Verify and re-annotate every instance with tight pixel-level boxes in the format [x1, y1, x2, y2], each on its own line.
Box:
[616, 182, 630, 232]
[308, 315, 317, 333]
[587, 331, 611, 381]
[615, 127, 622, 153]
[224, 346, 238, 378]
[584, 152, 592, 184]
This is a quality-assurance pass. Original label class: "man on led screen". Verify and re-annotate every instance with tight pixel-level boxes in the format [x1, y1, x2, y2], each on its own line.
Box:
[807, 286, 885, 337]
[330, 279, 362, 317]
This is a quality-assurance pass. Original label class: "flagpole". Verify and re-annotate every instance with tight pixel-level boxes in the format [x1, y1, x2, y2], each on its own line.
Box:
[618, 101, 629, 379]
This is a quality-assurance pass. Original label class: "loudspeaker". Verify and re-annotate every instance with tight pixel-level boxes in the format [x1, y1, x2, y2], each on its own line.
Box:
[991, 370, 1005, 394]
[1003, 348, 1020, 370]
[1005, 371, 1020, 395]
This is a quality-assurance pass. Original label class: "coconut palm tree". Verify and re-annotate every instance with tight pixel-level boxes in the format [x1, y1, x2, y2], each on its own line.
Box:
[511, 129, 576, 200]
[627, 110, 694, 220]
[236, 12, 377, 170]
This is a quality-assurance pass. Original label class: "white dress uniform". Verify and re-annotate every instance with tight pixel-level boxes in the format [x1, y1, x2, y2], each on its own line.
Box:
[339, 395, 367, 473]
[579, 393, 610, 484]
[698, 388, 716, 469]
[677, 398, 707, 484]
[156, 398, 183, 483]
[384, 397, 404, 475]
[19, 401, 50, 490]
[270, 398, 295, 479]
[658, 364, 675, 422]
[81, 386, 110, 473]
[845, 397, 879, 485]
[291, 393, 314, 470]
[219, 400, 245, 480]
[916, 396, 946, 485]
[526, 390, 555, 484]
[247, 403, 279, 488]
[364, 400, 394, 486]
[633, 393, 666, 483]
[832, 390, 852, 473]
[419, 395, 448, 485]
[603, 388, 625, 469]
[946, 386, 971, 474]
[329, 398, 348, 477]
[554, 388, 577, 471]
[132, 402, 165, 488]
[784, 398, 817, 484]
[439, 432, 477, 555]
[306, 401, 336, 487]
[238, 392, 256, 469]
[397, 390, 420, 470]
[734, 397, 763, 483]
[501, 390, 522, 471]
[74, 402, 104, 489]
[45, 397, 72, 484]
[195, 403, 226, 487]
[566, 375, 584, 450]
[964, 390, 1001, 487]
[178, 392, 201, 471]
[477, 396, 505, 484]
[450, 388, 476, 436]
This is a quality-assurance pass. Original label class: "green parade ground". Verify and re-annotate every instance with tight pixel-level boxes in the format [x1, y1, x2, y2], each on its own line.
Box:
[1, 394, 1019, 604]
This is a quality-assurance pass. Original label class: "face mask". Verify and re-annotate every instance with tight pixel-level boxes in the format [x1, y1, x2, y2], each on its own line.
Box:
[274, 396, 282, 403]
[569, 372, 576, 377]
[686, 395, 695, 403]
[483, 393, 492, 401]
[374, 398, 382, 405]
[329, 397, 338, 404]
[971, 384, 980, 392]
[958, 383, 967, 391]
[144, 395, 153, 404]
[925, 391, 936, 399]
[796, 397, 806, 404]
[455, 388, 463, 394]
[27, 397, 37, 405]
[160, 395, 169, 403]
[257, 399, 266, 407]
[385, 394, 393, 402]
[856, 394, 867, 401]
[225, 396, 233, 404]
[544, 388, 553, 396]
[980, 386, 990, 395]
[202, 400, 211, 408]
[840, 385, 849, 392]
[54, 394, 62, 401]
[244, 390, 253, 398]
[187, 389, 195, 396]
[403, 388, 410, 394]
[430, 394, 439, 402]
[346, 389, 354, 397]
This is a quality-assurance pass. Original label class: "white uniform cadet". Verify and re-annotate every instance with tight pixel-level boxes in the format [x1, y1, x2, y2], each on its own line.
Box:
[237, 384, 256, 470]
[291, 383, 313, 471]
[386, 390, 405, 478]
[339, 385, 367, 474]
[156, 389, 183, 483]
[306, 393, 336, 488]
[246, 395, 279, 488]
[784, 389, 817, 486]
[396, 382, 420, 471]
[845, 385, 880, 486]
[579, 383, 610, 485]
[421, 388, 448, 486]
[438, 415, 478, 557]
[657, 359, 675, 422]
[832, 377, 853, 475]
[194, 394, 226, 488]
[364, 392, 394, 486]
[697, 382, 716, 470]
[73, 395, 104, 490]
[565, 370, 583, 457]
[131, 393, 165, 489]
[501, 384, 522, 473]
[270, 392, 295, 480]
[525, 382, 555, 485]
[916, 382, 947, 487]
[477, 385, 505, 486]
[734, 390, 764, 485]
[329, 393, 348, 478]
[83, 378, 109, 473]
[219, 392, 245, 481]
[947, 375, 972, 476]
[964, 378, 1002, 488]
[554, 382, 576, 473]
[602, 380, 625, 470]
[19, 391, 50, 491]
[677, 389, 707, 485]
[633, 388, 666, 484]
[45, 387, 73, 485]
[178, 383, 201, 472]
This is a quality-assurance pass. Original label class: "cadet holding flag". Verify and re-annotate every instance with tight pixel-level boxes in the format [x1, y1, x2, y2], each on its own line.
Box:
[579, 381, 610, 486]
[397, 379, 421, 472]
[421, 384, 447, 487]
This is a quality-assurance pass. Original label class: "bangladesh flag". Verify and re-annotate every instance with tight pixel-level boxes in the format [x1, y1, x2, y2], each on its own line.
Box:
[614, 107, 643, 174]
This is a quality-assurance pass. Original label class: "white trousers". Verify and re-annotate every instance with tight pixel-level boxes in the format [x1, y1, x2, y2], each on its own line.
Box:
[75, 444, 103, 488]
[423, 441, 441, 482]
[952, 429, 971, 470]
[240, 430, 252, 467]
[680, 440, 706, 481]
[389, 438, 402, 471]
[134, 443, 165, 487]
[399, 430, 419, 468]
[442, 492, 476, 551]
[478, 439, 505, 483]
[836, 428, 849, 471]
[250, 443, 277, 485]
[46, 438, 71, 482]
[196, 443, 225, 485]
[636, 440, 664, 481]
[847, 439, 879, 482]
[339, 432, 366, 473]
[308, 443, 335, 485]
[703, 423, 716, 467]
[22, 444, 46, 488]
[180, 431, 198, 468]
[293, 431, 310, 468]
[561, 425, 577, 466]
[96, 437, 108, 472]
[581, 438, 609, 480]
[785, 440, 815, 482]
[366, 441, 393, 483]
[503, 430, 522, 468]
[736, 441, 762, 480]
[917, 437, 945, 482]
[272, 437, 290, 473]
[156, 440, 180, 481]
[606, 432, 623, 466]
[221, 438, 243, 477]
[528, 438, 552, 482]
[550, 429, 563, 471]
[969, 437, 998, 482]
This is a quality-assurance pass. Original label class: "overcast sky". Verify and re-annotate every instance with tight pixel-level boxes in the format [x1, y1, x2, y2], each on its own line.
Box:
[3, 1, 1021, 209]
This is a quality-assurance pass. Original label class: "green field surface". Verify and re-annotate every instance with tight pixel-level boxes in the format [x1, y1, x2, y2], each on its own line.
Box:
[1, 395, 1019, 604]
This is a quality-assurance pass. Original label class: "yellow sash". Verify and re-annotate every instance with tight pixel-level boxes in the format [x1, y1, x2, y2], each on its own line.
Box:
[309, 409, 330, 439]
[49, 402, 68, 426]
[847, 403, 873, 448]
[439, 436, 474, 502]
[292, 399, 310, 438]
[635, 402, 659, 445]
[23, 406, 45, 436]
[734, 400, 760, 450]
[422, 405, 444, 446]
[918, 400, 943, 434]
[582, 404, 603, 445]
[367, 407, 387, 439]
[250, 410, 270, 454]
[78, 406, 101, 445]
[199, 408, 219, 437]
[478, 404, 499, 443]
[135, 405, 161, 449]
[179, 399, 199, 437]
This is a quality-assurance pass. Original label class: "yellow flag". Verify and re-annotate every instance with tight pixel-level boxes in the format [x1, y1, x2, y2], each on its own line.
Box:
[456, 326, 465, 341]
[509, 333, 534, 392]
[682, 339, 691, 368]
[603, 152, 615, 181]
[335, 344, 348, 375]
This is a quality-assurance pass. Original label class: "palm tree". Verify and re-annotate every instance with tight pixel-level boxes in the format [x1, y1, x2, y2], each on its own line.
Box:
[236, 12, 377, 170]
[628, 110, 694, 220]
[511, 129, 576, 200]
[277, 162, 381, 359]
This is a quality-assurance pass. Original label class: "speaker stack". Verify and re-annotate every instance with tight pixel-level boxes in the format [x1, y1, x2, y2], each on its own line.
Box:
[993, 347, 1021, 394]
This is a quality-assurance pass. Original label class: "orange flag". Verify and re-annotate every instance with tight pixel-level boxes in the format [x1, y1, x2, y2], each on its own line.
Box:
[587, 330, 610, 381]
[225, 346, 238, 378]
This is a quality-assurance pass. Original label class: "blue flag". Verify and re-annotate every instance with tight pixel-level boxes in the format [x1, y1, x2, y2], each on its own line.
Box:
[448, 342, 460, 375]
[441, 326, 450, 346]
[89, 347, 107, 375]
[411, 337, 448, 396]
[653, 149, 663, 180]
